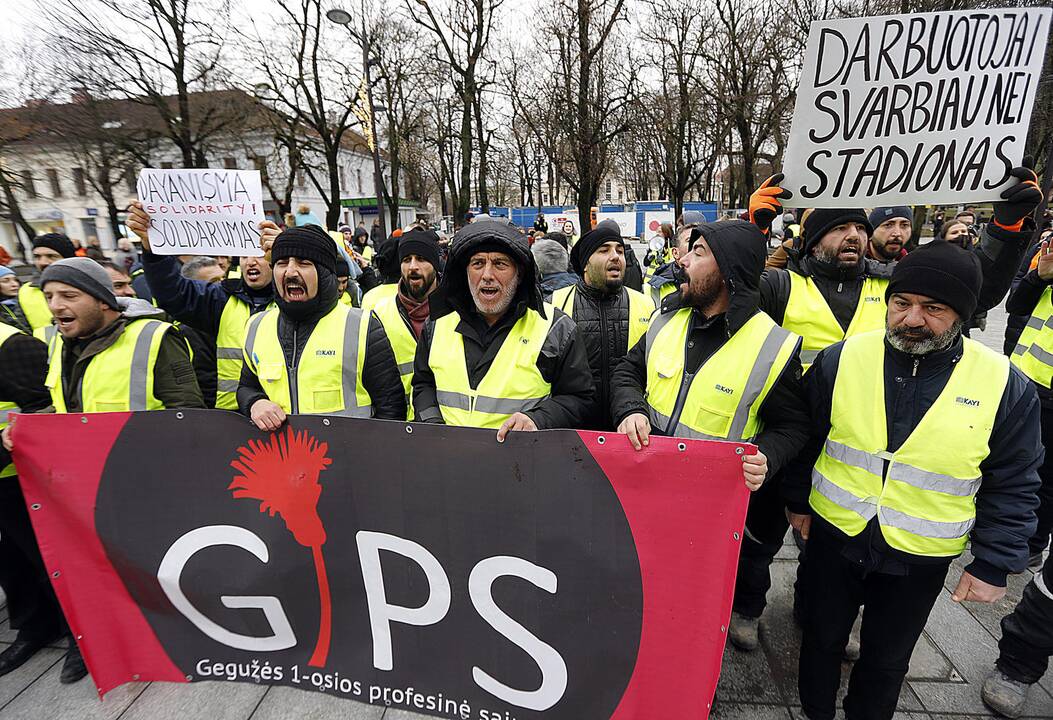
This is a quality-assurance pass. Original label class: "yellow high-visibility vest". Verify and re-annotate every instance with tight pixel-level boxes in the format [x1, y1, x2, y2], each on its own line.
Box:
[782, 271, 888, 370]
[361, 283, 399, 313]
[0, 323, 22, 477]
[373, 295, 418, 420]
[810, 330, 1007, 557]
[550, 284, 655, 350]
[645, 309, 799, 440]
[428, 305, 554, 428]
[18, 283, 51, 331]
[44, 319, 173, 413]
[243, 302, 371, 416]
[1011, 286, 1053, 388]
[215, 297, 274, 410]
[648, 281, 678, 308]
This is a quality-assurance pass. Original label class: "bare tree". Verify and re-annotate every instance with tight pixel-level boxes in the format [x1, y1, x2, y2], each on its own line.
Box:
[41, 0, 238, 168]
[408, 0, 503, 224]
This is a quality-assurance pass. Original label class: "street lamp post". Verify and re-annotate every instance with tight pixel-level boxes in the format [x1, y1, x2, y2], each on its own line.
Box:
[327, 8, 387, 240]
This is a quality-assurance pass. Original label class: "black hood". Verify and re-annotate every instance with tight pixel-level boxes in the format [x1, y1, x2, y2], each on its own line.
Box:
[678, 220, 767, 334]
[429, 221, 545, 320]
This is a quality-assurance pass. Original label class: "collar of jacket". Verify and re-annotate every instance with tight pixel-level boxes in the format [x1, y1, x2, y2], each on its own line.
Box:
[883, 332, 964, 377]
[66, 316, 128, 365]
[787, 248, 895, 281]
[452, 295, 529, 340]
[224, 277, 275, 309]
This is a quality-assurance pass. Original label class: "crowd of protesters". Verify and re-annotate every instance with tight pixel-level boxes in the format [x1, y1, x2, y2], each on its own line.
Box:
[0, 159, 1051, 720]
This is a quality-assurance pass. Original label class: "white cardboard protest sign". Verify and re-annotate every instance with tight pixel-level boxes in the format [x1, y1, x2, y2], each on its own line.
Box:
[782, 8, 1051, 208]
[136, 169, 265, 257]
[597, 211, 637, 238]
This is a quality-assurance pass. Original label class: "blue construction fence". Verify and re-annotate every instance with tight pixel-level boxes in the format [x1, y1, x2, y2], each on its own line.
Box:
[471, 202, 720, 237]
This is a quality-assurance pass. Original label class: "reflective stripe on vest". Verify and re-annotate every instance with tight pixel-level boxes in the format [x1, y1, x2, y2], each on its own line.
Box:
[0, 324, 22, 477]
[243, 303, 372, 417]
[809, 330, 1008, 557]
[215, 297, 273, 410]
[551, 284, 655, 350]
[373, 296, 418, 421]
[1011, 286, 1053, 388]
[782, 272, 888, 370]
[428, 306, 554, 428]
[18, 283, 51, 331]
[361, 283, 399, 314]
[644, 309, 800, 441]
[44, 319, 171, 413]
[648, 281, 677, 308]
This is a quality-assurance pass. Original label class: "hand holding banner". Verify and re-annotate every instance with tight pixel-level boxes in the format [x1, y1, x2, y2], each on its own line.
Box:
[136, 168, 266, 257]
[782, 8, 1051, 207]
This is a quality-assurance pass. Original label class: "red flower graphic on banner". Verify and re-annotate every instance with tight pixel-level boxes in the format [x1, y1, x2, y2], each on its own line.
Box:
[229, 427, 333, 667]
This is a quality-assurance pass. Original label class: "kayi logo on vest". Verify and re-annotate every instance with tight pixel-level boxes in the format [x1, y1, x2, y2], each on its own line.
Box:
[316, 349, 336, 357]
[863, 296, 883, 303]
[955, 396, 980, 407]
[715, 384, 734, 395]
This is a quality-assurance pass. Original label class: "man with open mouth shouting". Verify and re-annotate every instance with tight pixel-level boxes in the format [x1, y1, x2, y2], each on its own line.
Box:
[411, 219, 594, 440]
[237, 224, 407, 430]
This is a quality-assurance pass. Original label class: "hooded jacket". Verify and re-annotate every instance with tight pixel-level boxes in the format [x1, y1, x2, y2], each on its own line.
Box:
[412, 221, 594, 429]
[783, 333, 1042, 587]
[610, 220, 810, 477]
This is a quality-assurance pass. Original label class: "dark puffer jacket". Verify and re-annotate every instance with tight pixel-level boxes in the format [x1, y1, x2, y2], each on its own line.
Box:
[549, 279, 644, 429]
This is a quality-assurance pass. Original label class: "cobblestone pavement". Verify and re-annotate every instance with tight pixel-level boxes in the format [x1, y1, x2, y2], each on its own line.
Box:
[0, 306, 1049, 719]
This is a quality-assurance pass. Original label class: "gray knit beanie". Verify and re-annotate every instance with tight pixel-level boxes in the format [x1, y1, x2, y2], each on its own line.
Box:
[40, 258, 119, 310]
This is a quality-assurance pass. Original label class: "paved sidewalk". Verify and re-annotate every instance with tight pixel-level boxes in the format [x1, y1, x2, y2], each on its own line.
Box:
[0, 307, 1049, 719]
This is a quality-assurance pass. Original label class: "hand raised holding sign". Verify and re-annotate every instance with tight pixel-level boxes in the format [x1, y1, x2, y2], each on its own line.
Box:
[748, 174, 793, 235]
[1036, 241, 1053, 282]
[993, 157, 1042, 231]
[126, 201, 153, 252]
[259, 220, 281, 259]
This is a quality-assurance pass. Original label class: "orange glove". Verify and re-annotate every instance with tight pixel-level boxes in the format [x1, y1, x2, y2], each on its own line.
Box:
[749, 173, 793, 235]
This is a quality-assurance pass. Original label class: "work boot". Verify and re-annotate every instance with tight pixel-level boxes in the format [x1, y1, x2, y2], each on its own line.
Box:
[59, 638, 87, 684]
[728, 612, 759, 651]
[982, 671, 1031, 718]
[0, 638, 49, 677]
[1027, 550, 1045, 572]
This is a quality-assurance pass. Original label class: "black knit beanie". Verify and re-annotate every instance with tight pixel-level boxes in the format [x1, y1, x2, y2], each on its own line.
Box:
[886, 240, 981, 321]
[271, 224, 338, 274]
[803, 208, 872, 256]
[570, 220, 623, 275]
[398, 228, 441, 269]
[33, 233, 77, 259]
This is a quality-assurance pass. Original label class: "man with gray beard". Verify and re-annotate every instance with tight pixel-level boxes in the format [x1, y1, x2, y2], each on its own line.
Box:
[782, 240, 1043, 720]
[412, 221, 594, 438]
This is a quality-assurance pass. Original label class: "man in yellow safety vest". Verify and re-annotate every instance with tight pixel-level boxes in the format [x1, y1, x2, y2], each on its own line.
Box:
[411, 220, 594, 438]
[784, 241, 1043, 720]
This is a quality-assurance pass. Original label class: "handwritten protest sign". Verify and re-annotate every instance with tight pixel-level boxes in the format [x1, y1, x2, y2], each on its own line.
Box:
[136, 169, 265, 257]
[782, 8, 1051, 207]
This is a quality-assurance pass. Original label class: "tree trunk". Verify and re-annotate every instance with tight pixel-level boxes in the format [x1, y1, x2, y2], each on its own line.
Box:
[0, 169, 35, 258]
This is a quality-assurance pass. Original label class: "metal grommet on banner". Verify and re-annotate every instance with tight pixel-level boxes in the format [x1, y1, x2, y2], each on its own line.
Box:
[406, 425, 413, 434]
[30, 503, 40, 511]
[733, 532, 740, 541]
[721, 625, 727, 633]
[175, 411, 184, 419]
[132, 674, 140, 681]
[677, 442, 686, 452]
[185, 674, 193, 681]
[597, 435, 605, 445]
[323, 418, 331, 426]
[52, 571, 60, 578]
[76, 635, 82, 640]
[735, 446, 744, 455]
[80, 416, 88, 424]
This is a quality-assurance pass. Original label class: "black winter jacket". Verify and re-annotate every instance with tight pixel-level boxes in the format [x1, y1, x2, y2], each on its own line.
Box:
[549, 279, 645, 430]
[783, 335, 1042, 587]
[1005, 253, 1053, 410]
[0, 331, 51, 470]
[761, 221, 1031, 329]
[610, 220, 811, 477]
[236, 307, 407, 420]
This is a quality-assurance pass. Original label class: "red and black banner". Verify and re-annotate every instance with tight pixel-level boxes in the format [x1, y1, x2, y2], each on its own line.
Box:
[11, 410, 751, 718]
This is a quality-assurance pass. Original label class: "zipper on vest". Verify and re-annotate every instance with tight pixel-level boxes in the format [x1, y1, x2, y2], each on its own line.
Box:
[667, 329, 695, 432]
[912, 358, 919, 377]
[289, 326, 300, 414]
[837, 281, 843, 292]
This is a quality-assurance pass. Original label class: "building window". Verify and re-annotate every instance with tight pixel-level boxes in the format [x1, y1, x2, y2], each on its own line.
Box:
[252, 156, 269, 184]
[297, 170, 305, 188]
[21, 170, 36, 198]
[73, 167, 87, 196]
[126, 167, 137, 193]
[160, 161, 173, 169]
[356, 168, 363, 193]
[339, 165, 346, 188]
[223, 157, 237, 169]
[604, 179, 612, 201]
[47, 169, 61, 197]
